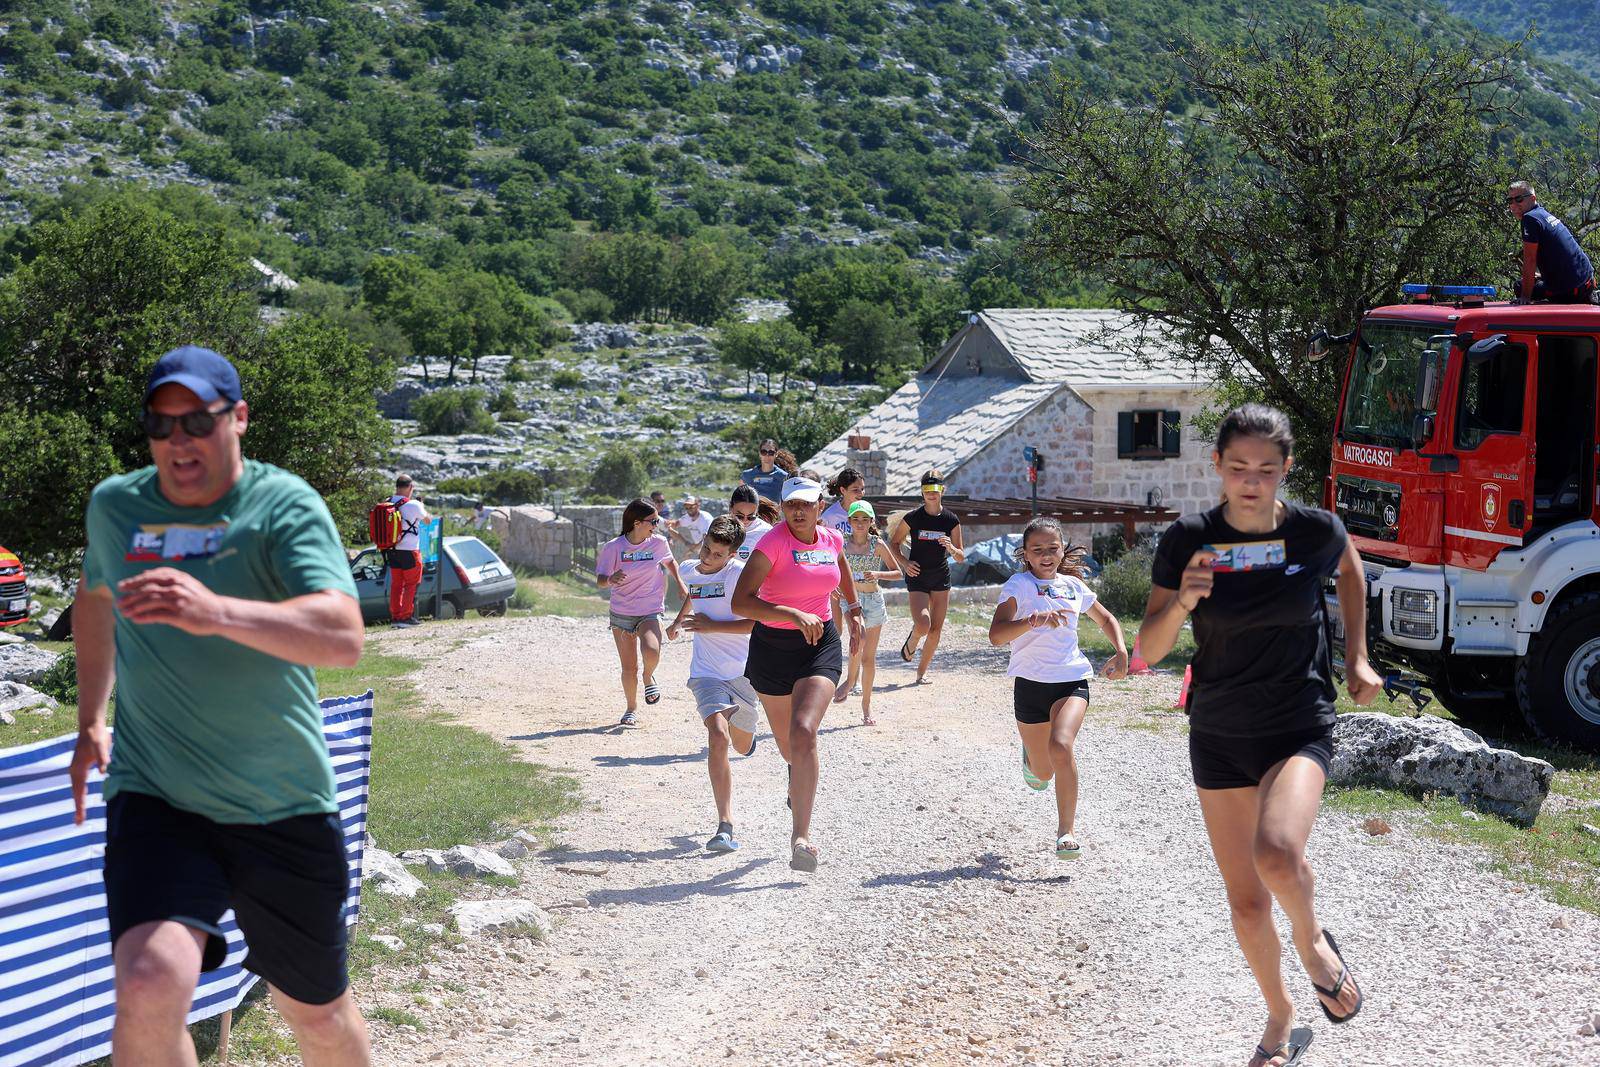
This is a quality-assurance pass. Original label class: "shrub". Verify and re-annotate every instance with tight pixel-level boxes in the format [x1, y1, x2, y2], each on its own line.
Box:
[552, 286, 615, 322]
[735, 398, 852, 469]
[641, 412, 675, 430]
[1093, 546, 1156, 618]
[551, 368, 583, 389]
[503, 358, 530, 383]
[437, 467, 546, 506]
[588, 444, 648, 500]
[411, 387, 496, 436]
[34, 648, 77, 705]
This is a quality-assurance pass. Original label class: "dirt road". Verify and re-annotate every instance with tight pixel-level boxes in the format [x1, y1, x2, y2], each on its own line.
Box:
[363, 615, 1599, 1067]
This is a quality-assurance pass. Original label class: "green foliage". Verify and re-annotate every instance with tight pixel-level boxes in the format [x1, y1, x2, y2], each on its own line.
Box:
[1094, 545, 1157, 618]
[550, 367, 584, 389]
[588, 444, 649, 500]
[574, 233, 751, 323]
[33, 649, 78, 706]
[362, 256, 546, 384]
[642, 412, 676, 430]
[0, 194, 389, 568]
[1018, 5, 1570, 495]
[553, 287, 616, 323]
[736, 396, 853, 466]
[436, 467, 546, 505]
[411, 388, 497, 436]
[716, 316, 824, 395]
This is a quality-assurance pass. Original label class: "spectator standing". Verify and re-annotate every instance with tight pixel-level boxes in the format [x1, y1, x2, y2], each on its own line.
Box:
[70, 345, 371, 1065]
[739, 439, 789, 502]
[651, 490, 672, 521]
[471, 501, 489, 529]
[1508, 181, 1595, 303]
[387, 475, 429, 628]
[669, 495, 712, 557]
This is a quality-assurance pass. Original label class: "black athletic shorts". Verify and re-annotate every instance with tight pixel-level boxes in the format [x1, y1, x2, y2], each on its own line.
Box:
[104, 791, 352, 1005]
[745, 620, 843, 696]
[1013, 677, 1091, 725]
[1188, 724, 1336, 790]
[904, 572, 951, 594]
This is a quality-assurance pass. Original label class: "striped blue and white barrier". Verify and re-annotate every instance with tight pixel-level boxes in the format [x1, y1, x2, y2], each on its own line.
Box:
[0, 691, 375, 1067]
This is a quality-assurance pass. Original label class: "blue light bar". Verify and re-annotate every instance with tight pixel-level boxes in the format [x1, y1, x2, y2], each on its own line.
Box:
[1402, 283, 1497, 297]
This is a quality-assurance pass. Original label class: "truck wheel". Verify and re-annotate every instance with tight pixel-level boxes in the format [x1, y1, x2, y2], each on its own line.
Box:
[1516, 591, 1600, 750]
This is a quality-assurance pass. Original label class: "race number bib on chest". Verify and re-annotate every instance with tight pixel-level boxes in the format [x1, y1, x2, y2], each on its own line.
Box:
[1205, 540, 1287, 573]
[621, 548, 656, 562]
[792, 549, 836, 566]
[689, 582, 726, 600]
[916, 530, 944, 541]
[125, 523, 229, 562]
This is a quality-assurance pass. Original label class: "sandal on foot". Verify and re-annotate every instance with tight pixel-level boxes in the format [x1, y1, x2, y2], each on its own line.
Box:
[900, 632, 915, 662]
[1311, 930, 1363, 1024]
[643, 680, 661, 705]
[1055, 833, 1081, 859]
[706, 828, 739, 853]
[862, 713, 877, 726]
[1253, 1026, 1313, 1066]
[832, 685, 850, 704]
[1021, 745, 1049, 791]
[619, 709, 637, 727]
[789, 838, 820, 872]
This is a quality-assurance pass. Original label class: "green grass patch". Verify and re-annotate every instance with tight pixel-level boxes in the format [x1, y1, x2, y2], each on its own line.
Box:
[509, 569, 608, 618]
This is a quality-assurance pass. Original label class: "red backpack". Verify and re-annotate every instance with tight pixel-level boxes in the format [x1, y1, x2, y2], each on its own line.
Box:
[369, 499, 404, 550]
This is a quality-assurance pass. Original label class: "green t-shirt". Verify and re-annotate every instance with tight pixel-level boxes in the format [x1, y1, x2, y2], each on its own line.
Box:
[83, 459, 358, 824]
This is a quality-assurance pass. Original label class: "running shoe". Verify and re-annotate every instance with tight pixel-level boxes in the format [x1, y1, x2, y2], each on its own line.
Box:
[706, 828, 740, 853]
[1021, 745, 1049, 791]
[619, 709, 637, 727]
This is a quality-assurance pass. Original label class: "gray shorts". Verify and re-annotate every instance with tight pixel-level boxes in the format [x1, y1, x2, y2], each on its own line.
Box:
[687, 676, 760, 733]
[609, 610, 661, 633]
[859, 590, 888, 629]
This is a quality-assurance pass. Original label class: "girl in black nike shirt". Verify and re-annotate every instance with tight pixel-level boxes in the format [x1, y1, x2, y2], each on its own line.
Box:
[1139, 405, 1381, 1067]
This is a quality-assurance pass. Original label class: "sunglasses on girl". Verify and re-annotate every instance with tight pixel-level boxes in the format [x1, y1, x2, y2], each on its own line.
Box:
[143, 402, 235, 440]
[759, 448, 777, 456]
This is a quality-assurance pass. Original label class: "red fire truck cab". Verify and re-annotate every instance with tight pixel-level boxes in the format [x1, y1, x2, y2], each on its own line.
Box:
[0, 545, 29, 628]
[1323, 285, 1600, 748]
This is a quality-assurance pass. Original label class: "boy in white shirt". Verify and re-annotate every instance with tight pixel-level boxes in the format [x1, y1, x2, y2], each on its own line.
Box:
[667, 516, 760, 853]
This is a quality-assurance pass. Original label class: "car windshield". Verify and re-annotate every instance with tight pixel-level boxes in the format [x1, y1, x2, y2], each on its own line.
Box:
[1340, 322, 1441, 447]
[449, 539, 500, 569]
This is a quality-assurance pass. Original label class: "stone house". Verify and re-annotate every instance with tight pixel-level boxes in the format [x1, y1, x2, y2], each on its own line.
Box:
[804, 309, 1218, 539]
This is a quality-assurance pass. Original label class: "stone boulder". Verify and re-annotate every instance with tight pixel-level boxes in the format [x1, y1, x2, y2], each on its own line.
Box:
[448, 899, 554, 939]
[0, 681, 58, 719]
[363, 848, 425, 899]
[493, 505, 572, 574]
[398, 845, 515, 879]
[378, 381, 427, 419]
[1330, 713, 1555, 826]
[0, 645, 57, 685]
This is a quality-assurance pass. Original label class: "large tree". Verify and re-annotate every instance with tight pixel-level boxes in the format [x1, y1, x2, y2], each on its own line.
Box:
[1015, 5, 1592, 493]
[0, 195, 392, 573]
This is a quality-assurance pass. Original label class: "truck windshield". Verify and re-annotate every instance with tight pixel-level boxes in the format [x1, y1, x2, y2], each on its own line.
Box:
[1340, 322, 1439, 447]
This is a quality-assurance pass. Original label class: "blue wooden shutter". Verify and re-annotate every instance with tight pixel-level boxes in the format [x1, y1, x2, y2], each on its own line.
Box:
[1162, 410, 1181, 457]
[1117, 411, 1134, 458]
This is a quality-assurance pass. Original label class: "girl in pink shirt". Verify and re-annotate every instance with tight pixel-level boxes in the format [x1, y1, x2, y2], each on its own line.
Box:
[732, 476, 863, 872]
[596, 498, 686, 727]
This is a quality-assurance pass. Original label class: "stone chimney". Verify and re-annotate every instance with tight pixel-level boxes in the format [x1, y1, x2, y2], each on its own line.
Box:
[845, 435, 888, 495]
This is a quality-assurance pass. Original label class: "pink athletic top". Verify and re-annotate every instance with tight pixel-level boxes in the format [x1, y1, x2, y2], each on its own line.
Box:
[751, 523, 843, 629]
[596, 533, 671, 616]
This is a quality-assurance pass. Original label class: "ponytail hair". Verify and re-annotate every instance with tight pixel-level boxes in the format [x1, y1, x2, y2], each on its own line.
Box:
[757, 497, 781, 524]
[772, 448, 799, 476]
[828, 467, 864, 498]
[1012, 516, 1089, 579]
[620, 497, 656, 537]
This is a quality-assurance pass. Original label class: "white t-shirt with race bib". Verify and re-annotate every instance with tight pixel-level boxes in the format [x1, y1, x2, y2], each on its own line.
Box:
[735, 519, 772, 562]
[681, 558, 749, 681]
[819, 501, 852, 537]
[999, 571, 1098, 682]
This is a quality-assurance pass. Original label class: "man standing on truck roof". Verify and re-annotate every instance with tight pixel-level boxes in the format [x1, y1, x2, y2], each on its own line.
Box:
[1508, 181, 1595, 304]
[71, 345, 372, 1065]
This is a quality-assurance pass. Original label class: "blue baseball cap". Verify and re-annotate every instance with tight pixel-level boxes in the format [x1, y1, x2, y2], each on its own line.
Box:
[144, 345, 242, 406]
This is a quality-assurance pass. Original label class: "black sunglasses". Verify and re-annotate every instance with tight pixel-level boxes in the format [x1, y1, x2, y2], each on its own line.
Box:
[143, 402, 235, 440]
[1506, 193, 1530, 204]
[759, 448, 777, 455]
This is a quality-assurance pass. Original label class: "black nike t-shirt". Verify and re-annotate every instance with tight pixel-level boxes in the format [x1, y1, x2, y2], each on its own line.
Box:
[902, 506, 960, 586]
[1151, 501, 1348, 737]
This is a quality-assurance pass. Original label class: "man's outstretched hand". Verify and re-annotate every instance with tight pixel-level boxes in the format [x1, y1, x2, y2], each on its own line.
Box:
[115, 568, 226, 635]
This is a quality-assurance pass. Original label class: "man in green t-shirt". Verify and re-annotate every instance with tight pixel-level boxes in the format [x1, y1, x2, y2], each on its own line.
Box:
[70, 345, 372, 1065]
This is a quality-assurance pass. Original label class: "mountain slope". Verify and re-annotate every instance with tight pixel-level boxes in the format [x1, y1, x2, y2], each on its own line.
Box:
[1442, 1, 1600, 82]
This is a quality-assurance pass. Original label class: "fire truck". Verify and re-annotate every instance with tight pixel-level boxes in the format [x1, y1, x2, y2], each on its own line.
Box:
[1318, 284, 1600, 749]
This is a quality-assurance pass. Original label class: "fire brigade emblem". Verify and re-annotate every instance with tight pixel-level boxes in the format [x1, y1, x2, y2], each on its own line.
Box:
[1482, 482, 1501, 531]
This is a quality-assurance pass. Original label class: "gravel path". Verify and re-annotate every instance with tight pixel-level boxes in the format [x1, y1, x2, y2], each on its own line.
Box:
[362, 615, 1600, 1067]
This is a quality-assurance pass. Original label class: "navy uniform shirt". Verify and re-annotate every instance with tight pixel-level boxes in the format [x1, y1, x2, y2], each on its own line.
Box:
[1521, 204, 1594, 294]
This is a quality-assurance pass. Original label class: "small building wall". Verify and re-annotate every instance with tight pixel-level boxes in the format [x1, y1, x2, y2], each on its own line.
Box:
[946, 388, 1095, 501]
[1079, 386, 1217, 538]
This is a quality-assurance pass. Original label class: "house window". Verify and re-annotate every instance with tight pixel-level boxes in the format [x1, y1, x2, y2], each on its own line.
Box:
[1117, 410, 1181, 460]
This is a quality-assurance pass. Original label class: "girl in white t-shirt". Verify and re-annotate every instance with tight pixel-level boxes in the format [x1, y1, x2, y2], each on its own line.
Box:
[988, 517, 1129, 859]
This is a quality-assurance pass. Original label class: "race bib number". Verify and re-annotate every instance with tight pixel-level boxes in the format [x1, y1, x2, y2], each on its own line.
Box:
[916, 530, 944, 541]
[689, 582, 725, 600]
[125, 523, 228, 562]
[620, 549, 656, 563]
[792, 549, 836, 566]
[1205, 540, 1287, 573]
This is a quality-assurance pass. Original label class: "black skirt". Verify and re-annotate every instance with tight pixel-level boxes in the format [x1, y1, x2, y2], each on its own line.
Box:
[745, 620, 843, 696]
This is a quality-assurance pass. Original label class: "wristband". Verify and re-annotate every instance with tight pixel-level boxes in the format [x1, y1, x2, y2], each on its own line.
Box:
[844, 601, 862, 613]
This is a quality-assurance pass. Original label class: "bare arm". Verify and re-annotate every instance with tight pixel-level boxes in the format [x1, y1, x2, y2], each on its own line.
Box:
[940, 523, 965, 562]
[1138, 548, 1216, 663]
[988, 595, 1040, 645]
[114, 568, 363, 667]
[69, 581, 116, 824]
[1086, 599, 1129, 678]
[663, 557, 689, 604]
[872, 540, 901, 582]
[1336, 538, 1382, 703]
[730, 550, 796, 627]
[886, 521, 916, 575]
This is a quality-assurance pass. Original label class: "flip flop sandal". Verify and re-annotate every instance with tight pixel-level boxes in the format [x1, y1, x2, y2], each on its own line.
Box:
[706, 830, 739, 853]
[900, 633, 915, 662]
[1254, 1026, 1313, 1066]
[1055, 833, 1081, 859]
[643, 681, 662, 705]
[619, 709, 637, 727]
[1021, 745, 1049, 791]
[1311, 929, 1364, 1024]
[789, 839, 820, 872]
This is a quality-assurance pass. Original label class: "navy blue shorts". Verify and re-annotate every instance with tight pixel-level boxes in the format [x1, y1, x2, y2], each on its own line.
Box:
[104, 791, 351, 1005]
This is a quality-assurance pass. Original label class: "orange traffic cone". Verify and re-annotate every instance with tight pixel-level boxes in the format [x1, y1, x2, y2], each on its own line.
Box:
[1128, 635, 1155, 675]
[1172, 664, 1192, 710]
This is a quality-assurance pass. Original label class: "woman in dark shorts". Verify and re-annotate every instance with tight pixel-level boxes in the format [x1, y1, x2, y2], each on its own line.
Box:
[732, 475, 864, 872]
[887, 470, 964, 683]
[1139, 404, 1380, 1067]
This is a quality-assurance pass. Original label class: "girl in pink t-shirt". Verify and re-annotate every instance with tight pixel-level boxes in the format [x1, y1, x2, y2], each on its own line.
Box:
[596, 498, 686, 727]
[732, 476, 863, 873]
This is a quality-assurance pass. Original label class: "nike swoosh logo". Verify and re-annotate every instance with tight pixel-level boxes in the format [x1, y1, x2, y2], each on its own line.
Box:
[1285, 565, 1303, 575]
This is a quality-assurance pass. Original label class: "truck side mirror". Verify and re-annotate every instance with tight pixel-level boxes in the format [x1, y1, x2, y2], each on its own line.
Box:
[1306, 330, 1331, 362]
[1412, 412, 1435, 445]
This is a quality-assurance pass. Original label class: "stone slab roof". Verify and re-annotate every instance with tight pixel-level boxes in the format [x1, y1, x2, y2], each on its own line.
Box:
[965, 308, 1208, 387]
[805, 376, 1061, 493]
